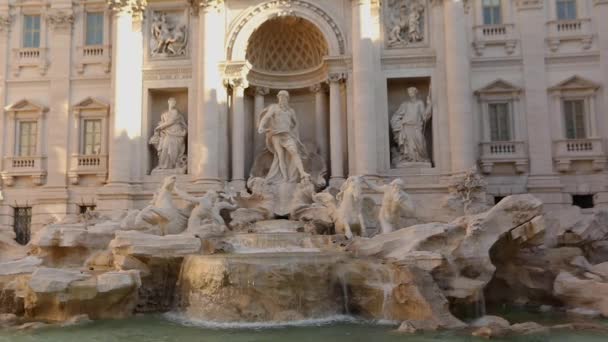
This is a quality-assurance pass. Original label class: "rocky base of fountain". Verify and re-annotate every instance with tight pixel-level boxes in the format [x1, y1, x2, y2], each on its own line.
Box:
[1, 192, 608, 337]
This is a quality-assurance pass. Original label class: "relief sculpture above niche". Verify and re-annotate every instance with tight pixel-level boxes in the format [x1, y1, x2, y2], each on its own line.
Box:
[385, 0, 426, 48]
[150, 11, 189, 58]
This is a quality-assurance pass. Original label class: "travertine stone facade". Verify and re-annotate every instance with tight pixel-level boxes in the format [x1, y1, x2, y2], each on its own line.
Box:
[1, 0, 608, 234]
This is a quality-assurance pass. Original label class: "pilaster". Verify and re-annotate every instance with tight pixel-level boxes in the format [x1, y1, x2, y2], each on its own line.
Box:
[46, 5, 74, 188]
[443, 0, 475, 173]
[0, 6, 10, 189]
[515, 0, 562, 195]
[310, 83, 329, 164]
[328, 73, 347, 186]
[228, 77, 248, 190]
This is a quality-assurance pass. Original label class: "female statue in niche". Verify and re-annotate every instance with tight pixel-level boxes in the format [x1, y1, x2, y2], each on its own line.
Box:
[149, 97, 187, 172]
[390, 86, 432, 165]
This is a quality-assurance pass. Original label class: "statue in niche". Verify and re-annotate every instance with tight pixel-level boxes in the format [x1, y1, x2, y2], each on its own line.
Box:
[364, 178, 415, 234]
[150, 12, 188, 57]
[257, 90, 310, 184]
[386, 0, 425, 47]
[390, 86, 432, 166]
[149, 97, 187, 174]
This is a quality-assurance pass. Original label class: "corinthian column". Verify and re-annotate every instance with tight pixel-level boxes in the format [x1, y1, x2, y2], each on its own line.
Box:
[192, 0, 225, 187]
[329, 73, 346, 185]
[310, 83, 329, 162]
[351, 0, 378, 175]
[229, 78, 248, 189]
[253, 87, 269, 156]
[106, 0, 146, 185]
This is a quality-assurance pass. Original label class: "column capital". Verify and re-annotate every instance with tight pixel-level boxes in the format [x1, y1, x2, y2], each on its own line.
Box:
[309, 83, 328, 94]
[0, 15, 11, 33]
[189, 0, 225, 16]
[515, 0, 543, 11]
[47, 10, 74, 32]
[224, 77, 248, 90]
[328, 72, 347, 83]
[107, 0, 147, 16]
[254, 86, 270, 97]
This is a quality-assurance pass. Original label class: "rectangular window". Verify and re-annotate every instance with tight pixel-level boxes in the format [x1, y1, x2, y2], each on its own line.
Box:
[86, 12, 104, 46]
[18, 121, 37, 156]
[563, 99, 586, 139]
[79, 205, 97, 214]
[83, 119, 102, 155]
[557, 0, 577, 20]
[22, 15, 41, 48]
[482, 0, 502, 25]
[13, 207, 32, 246]
[488, 102, 511, 141]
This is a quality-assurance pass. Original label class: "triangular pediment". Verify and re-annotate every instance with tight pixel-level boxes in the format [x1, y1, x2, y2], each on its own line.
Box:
[4, 99, 47, 113]
[73, 97, 109, 110]
[549, 76, 600, 92]
[475, 79, 521, 95]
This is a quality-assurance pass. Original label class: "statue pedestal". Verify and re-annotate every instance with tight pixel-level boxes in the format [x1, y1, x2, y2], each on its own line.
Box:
[268, 181, 298, 217]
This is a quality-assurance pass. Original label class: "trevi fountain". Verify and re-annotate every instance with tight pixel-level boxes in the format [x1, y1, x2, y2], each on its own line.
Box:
[1, 0, 608, 341]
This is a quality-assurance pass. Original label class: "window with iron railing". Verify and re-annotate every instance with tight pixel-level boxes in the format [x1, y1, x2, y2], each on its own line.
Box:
[13, 207, 32, 245]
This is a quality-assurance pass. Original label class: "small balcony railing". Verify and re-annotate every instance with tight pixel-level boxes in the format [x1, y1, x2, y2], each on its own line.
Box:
[68, 154, 108, 184]
[546, 18, 593, 51]
[553, 138, 606, 172]
[473, 24, 517, 56]
[479, 141, 528, 174]
[1, 155, 47, 186]
[12, 48, 48, 76]
[77, 45, 111, 74]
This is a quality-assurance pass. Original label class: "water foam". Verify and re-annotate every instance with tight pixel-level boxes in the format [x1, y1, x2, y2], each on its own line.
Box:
[163, 312, 398, 329]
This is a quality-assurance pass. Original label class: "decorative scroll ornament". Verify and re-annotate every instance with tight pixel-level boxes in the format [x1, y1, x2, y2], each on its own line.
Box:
[385, 0, 426, 48]
[107, 0, 148, 15]
[150, 12, 188, 57]
[47, 11, 74, 31]
[0, 15, 12, 32]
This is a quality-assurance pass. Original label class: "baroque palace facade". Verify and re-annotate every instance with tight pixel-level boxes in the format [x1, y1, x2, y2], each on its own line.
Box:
[1, 0, 608, 237]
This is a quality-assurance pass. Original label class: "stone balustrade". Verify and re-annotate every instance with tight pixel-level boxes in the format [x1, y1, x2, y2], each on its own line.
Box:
[11, 48, 48, 76]
[1, 156, 47, 186]
[546, 18, 593, 51]
[472, 24, 517, 56]
[77, 45, 111, 74]
[68, 154, 108, 185]
[479, 141, 528, 174]
[553, 138, 607, 172]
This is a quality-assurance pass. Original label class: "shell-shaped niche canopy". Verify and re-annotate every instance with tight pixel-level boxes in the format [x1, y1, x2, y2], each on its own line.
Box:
[246, 16, 329, 74]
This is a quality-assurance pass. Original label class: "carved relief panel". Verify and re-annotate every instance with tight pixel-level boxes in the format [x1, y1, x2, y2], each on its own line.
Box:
[384, 0, 429, 48]
[148, 9, 189, 58]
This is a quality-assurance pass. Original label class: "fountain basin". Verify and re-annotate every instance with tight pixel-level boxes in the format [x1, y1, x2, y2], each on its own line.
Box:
[177, 252, 347, 322]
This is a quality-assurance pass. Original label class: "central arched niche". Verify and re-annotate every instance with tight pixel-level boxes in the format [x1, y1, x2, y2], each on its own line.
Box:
[246, 17, 328, 74]
[243, 16, 330, 88]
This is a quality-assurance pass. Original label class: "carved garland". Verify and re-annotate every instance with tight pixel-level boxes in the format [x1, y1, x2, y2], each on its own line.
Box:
[226, 0, 346, 60]
[0, 15, 12, 32]
[47, 11, 74, 31]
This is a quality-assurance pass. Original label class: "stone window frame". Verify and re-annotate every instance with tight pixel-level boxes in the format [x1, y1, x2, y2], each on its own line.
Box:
[68, 97, 110, 185]
[75, 2, 111, 74]
[549, 76, 600, 140]
[11, 4, 48, 76]
[71, 97, 109, 156]
[475, 79, 523, 143]
[4, 99, 47, 158]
